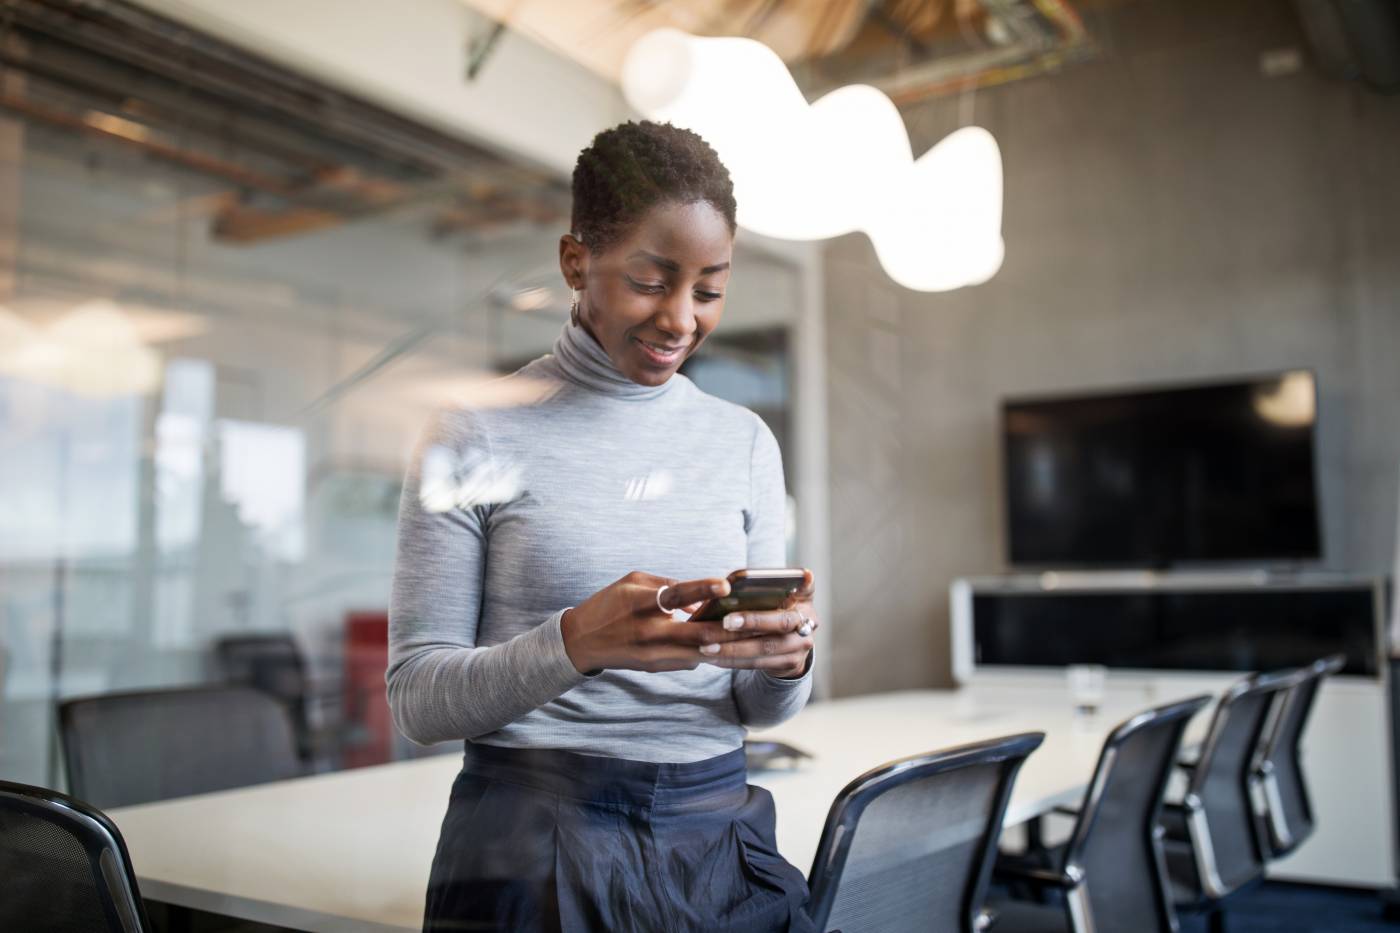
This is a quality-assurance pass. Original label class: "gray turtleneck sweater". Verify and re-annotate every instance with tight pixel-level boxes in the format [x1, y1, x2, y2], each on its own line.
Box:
[386, 321, 813, 763]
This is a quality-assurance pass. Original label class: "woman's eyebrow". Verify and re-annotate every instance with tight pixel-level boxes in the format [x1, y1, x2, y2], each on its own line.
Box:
[628, 250, 730, 275]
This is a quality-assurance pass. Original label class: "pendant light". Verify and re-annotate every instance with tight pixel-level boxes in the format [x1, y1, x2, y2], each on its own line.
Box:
[622, 28, 1004, 292]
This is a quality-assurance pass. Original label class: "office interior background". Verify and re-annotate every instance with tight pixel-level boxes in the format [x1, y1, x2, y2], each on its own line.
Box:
[1, 0, 1398, 931]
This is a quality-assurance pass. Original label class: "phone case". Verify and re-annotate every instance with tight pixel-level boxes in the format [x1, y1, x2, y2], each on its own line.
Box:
[687, 569, 807, 621]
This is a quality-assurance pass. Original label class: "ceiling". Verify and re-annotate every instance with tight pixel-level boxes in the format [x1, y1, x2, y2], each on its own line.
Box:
[456, 0, 1129, 105]
[0, 0, 1132, 249]
[0, 0, 571, 245]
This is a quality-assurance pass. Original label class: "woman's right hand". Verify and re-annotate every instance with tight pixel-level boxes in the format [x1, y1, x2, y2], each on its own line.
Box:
[560, 572, 742, 674]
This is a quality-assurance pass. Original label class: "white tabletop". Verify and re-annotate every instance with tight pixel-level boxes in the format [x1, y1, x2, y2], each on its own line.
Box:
[108, 684, 1208, 933]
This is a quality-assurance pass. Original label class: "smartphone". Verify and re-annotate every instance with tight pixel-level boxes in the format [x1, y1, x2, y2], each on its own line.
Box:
[687, 568, 809, 622]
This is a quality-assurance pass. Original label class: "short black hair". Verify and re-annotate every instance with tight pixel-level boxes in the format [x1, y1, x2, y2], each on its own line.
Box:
[570, 120, 737, 254]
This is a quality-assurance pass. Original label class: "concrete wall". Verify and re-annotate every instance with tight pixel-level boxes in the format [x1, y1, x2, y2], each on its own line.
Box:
[824, 0, 1400, 696]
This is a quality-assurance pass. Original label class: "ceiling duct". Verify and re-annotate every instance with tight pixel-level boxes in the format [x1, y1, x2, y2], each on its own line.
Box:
[1294, 0, 1400, 90]
[455, 0, 1106, 105]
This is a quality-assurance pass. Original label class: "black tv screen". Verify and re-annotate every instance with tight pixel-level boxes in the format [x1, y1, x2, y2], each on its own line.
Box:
[1003, 371, 1321, 566]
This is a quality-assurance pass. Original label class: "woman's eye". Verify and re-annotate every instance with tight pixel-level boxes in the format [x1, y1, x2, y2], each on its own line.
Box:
[627, 278, 665, 293]
[695, 291, 724, 302]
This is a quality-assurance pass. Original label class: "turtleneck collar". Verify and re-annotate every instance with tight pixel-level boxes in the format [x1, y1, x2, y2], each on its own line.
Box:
[550, 320, 680, 401]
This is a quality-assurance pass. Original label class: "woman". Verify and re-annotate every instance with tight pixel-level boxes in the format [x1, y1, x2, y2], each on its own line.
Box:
[388, 120, 819, 933]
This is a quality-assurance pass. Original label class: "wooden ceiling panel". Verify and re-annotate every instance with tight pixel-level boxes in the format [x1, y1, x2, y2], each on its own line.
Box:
[456, 0, 1124, 105]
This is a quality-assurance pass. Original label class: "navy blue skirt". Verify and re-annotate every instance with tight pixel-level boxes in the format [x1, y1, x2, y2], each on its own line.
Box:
[423, 742, 815, 932]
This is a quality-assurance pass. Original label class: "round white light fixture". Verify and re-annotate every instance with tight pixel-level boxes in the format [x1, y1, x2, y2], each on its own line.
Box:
[0, 300, 161, 397]
[622, 29, 1005, 293]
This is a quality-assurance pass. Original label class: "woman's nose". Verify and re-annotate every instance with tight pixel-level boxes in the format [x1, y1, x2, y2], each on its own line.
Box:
[652, 292, 697, 340]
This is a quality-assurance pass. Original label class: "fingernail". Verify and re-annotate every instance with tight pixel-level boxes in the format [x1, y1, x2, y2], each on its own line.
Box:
[724, 614, 745, 631]
[700, 643, 722, 655]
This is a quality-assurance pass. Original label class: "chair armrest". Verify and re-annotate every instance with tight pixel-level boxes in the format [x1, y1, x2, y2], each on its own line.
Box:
[1159, 801, 1194, 844]
[993, 863, 1075, 888]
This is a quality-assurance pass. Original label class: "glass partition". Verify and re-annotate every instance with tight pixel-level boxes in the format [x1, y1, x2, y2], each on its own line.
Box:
[0, 17, 802, 788]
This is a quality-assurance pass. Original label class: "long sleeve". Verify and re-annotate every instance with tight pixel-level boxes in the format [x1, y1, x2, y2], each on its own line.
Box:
[732, 415, 815, 729]
[386, 409, 586, 746]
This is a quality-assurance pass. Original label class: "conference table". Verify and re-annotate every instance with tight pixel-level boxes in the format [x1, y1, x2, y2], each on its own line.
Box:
[107, 683, 1211, 932]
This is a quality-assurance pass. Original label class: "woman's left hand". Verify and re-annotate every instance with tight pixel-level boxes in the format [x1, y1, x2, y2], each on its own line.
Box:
[695, 569, 817, 679]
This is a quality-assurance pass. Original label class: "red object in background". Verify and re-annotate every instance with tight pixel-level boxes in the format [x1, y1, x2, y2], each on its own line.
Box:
[342, 611, 392, 769]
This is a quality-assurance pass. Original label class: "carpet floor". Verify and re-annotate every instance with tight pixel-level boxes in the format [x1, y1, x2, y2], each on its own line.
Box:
[1180, 881, 1393, 933]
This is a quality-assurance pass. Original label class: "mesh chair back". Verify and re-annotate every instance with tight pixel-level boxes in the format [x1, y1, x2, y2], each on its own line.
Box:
[0, 780, 151, 932]
[807, 732, 1044, 933]
[216, 634, 309, 710]
[215, 633, 313, 756]
[61, 685, 302, 809]
[1185, 670, 1298, 898]
[1256, 655, 1344, 856]
[1062, 695, 1212, 933]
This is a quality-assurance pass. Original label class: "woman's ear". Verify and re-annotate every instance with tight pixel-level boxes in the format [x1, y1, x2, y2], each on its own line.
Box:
[558, 232, 588, 291]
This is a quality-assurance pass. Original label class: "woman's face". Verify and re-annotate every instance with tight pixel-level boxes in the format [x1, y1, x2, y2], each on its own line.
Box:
[560, 199, 733, 387]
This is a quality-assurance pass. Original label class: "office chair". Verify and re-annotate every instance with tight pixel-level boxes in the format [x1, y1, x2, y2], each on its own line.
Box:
[1253, 654, 1346, 858]
[987, 694, 1213, 933]
[60, 684, 303, 809]
[991, 694, 1209, 924]
[215, 633, 308, 720]
[805, 732, 1044, 933]
[1160, 670, 1301, 919]
[214, 632, 347, 767]
[0, 779, 153, 932]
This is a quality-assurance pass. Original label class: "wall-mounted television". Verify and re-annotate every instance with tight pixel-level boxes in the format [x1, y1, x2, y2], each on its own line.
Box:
[1002, 370, 1321, 566]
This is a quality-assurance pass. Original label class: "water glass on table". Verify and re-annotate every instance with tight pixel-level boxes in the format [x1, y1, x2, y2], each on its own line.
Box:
[1067, 663, 1108, 719]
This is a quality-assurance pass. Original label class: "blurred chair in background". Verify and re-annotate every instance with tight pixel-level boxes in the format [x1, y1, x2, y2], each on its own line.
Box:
[0, 779, 152, 932]
[59, 685, 302, 809]
[214, 632, 353, 770]
[1253, 654, 1346, 859]
[1161, 669, 1301, 931]
[805, 731, 1044, 933]
[988, 694, 1212, 933]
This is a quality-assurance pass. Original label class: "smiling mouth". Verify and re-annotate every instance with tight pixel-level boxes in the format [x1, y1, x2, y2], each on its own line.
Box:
[633, 336, 688, 366]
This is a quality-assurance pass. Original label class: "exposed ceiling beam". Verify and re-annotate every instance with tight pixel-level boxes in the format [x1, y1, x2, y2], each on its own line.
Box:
[2, 0, 571, 243]
[452, 0, 874, 83]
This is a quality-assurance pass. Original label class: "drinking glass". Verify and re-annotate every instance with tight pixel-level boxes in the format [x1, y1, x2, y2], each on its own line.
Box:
[1067, 663, 1108, 718]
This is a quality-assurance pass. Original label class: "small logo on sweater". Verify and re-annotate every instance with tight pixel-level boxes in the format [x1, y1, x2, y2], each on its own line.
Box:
[624, 470, 673, 501]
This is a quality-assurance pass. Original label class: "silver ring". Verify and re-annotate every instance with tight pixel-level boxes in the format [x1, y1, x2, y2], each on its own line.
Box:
[655, 585, 671, 614]
[796, 611, 813, 637]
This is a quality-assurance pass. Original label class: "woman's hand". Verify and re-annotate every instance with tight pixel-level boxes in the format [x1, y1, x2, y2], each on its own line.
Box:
[561, 572, 756, 674]
[696, 569, 818, 679]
